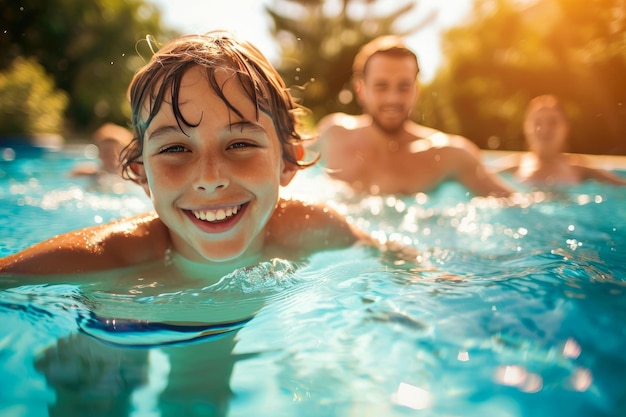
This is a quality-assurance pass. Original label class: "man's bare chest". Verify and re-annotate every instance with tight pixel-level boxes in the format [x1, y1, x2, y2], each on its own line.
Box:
[362, 159, 446, 194]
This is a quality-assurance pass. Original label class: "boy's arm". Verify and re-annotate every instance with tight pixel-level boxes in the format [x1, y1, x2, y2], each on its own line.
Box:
[0, 213, 168, 275]
[0, 231, 106, 275]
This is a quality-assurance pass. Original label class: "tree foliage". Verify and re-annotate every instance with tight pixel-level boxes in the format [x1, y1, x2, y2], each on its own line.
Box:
[420, 0, 626, 155]
[265, 0, 434, 123]
[0, 0, 177, 136]
[0, 58, 68, 136]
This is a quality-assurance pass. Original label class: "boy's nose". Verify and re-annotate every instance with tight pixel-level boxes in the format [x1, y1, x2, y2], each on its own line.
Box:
[193, 157, 230, 192]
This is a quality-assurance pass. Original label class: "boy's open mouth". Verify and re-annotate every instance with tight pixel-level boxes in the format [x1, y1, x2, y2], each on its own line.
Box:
[190, 204, 243, 223]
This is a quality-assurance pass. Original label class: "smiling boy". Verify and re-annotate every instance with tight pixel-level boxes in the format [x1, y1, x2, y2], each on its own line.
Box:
[0, 32, 381, 278]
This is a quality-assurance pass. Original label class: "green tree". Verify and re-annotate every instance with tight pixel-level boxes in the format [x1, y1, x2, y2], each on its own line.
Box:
[265, 0, 434, 123]
[420, 0, 626, 155]
[0, 0, 177, 136]
[0, 58, 68, 137]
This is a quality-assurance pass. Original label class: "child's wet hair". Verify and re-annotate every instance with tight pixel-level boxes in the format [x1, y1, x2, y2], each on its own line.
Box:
[121, 31, 313, 179]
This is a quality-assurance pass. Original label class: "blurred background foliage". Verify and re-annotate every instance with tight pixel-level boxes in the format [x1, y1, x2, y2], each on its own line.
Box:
[418, 0, 626, 154]
[0, 0, 176, 138]
[266, 0, 435, 120]
[1, 0, 624, 154]
[0, 58, 68, 136]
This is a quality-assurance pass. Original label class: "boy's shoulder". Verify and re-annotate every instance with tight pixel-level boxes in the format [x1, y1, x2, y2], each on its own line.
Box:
[270, 198, 346, 228]
[96, 212, 170, 256]
[266, 198, 367, 257]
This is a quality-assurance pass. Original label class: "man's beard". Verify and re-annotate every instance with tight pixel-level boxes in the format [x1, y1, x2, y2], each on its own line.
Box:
[369, 113, 407, 134]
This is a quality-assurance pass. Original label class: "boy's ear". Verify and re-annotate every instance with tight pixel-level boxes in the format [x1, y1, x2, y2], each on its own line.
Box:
[280, 162, 298, 187]
[280, 144, 302, 186]
[129, 161, 151, 197]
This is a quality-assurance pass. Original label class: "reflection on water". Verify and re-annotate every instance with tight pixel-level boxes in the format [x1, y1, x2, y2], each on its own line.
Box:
[1, 150, 626, 416]
[0, 263, 304, 417]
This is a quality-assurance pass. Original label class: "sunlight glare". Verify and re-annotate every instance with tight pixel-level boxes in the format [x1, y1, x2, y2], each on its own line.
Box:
[392, 382, 432, 410]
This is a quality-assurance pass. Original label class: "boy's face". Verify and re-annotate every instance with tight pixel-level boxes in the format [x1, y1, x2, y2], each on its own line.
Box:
[356, 54, 418, 133]
[97, 139, 124, 173]
[133, 66, 297, 263]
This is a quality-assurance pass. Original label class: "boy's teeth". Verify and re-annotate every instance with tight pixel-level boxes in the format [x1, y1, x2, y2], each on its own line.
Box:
[193, 205, 240, 222]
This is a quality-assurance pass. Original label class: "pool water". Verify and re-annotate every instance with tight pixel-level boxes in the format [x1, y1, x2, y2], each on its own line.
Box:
[1, 147, 625, 417]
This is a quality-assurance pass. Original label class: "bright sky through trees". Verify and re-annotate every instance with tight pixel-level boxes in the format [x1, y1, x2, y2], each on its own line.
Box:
[150, 0, 472, 81]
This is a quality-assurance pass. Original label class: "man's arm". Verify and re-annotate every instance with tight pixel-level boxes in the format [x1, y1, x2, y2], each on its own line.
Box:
[463, 160, 515, 197]
[311, 112, 350, 156]
[488, 153, 522, 175]
[316, 114, 367, 183]
[449, 142, 515, 197]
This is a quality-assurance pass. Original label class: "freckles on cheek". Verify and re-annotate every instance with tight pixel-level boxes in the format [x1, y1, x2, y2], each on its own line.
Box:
[241, 152, 279, 174]
[143, 161, 165, 187]
[148, 165, 180, 188]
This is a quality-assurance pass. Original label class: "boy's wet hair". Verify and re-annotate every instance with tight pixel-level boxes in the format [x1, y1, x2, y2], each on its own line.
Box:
[121, 31, 313, 179]
[352, 35, 420, 81]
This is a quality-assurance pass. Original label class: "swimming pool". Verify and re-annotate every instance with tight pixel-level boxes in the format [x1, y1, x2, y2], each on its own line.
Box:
[1, 146, 625, 416]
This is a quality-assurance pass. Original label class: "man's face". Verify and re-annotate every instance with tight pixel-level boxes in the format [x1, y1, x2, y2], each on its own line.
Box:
[357, 54, 419, 133]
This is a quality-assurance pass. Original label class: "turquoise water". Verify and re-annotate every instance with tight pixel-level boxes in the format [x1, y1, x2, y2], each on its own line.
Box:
[1, 146, 625, 417]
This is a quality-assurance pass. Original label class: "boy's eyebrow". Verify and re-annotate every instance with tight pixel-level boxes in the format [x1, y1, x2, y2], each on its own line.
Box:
[145, 120, 268, 141]
[228, 120, 267, 134]
[146, 125, 183, 141]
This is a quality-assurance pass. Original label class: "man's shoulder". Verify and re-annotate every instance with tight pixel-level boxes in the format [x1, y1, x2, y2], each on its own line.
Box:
[430, 131, 481, 156]
[317, 113, 369, 134]
[423, 130, 470, 147]
[406, 125, 477, 153]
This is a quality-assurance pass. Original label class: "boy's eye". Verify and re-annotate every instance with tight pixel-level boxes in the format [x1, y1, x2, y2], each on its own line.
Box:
[228, 141, 256, 150]
[158, 144, 187, 154]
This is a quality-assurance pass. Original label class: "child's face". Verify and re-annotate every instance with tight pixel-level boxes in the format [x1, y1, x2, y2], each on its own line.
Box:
[524, 107, 569, 156]
[97, 139, 124, 173]
[134, 66, 297, 263]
